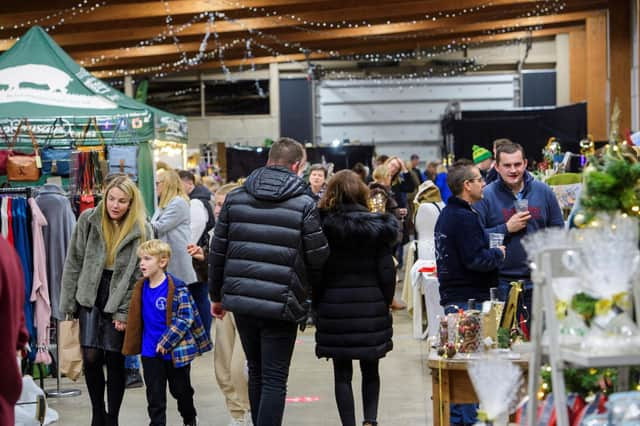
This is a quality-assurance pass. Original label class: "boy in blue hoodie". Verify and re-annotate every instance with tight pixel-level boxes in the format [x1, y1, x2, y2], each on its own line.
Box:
[474, 143, 563, 316]
[123, 239, 212, 426]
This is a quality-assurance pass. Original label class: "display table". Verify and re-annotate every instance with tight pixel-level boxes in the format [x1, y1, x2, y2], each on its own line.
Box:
[427, 352, 529, 426]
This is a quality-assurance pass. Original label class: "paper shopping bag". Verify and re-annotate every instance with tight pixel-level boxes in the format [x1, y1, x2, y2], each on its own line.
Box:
[58, 320, 83, 381]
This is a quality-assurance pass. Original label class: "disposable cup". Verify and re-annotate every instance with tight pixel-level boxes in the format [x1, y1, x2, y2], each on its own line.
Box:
[489, 233, 504, 248]
[514, 199, 528, 213]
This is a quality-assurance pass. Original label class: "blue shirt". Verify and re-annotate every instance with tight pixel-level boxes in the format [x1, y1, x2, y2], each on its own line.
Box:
[142, 276, 171, 360]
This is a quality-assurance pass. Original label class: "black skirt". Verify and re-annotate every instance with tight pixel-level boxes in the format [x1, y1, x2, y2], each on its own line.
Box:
[78, 270, 125, 352]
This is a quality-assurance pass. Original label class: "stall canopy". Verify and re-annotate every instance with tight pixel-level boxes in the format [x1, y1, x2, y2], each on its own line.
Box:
[0, 26, 187, 144]
[0, 26, 188, 213]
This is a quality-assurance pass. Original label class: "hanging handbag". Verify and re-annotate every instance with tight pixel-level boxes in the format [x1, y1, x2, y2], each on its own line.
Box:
[0, 124, 10, 175]
[41, 118, 72, 177]
[77, 152, 96, 213]
[108, 145, 138, 181]
[7, 119, 41, 182]
[76, 117, 106, 160]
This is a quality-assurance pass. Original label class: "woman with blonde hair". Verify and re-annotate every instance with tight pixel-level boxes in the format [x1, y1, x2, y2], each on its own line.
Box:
[152, 169, 198, 287]
[60, 175, 151, 426]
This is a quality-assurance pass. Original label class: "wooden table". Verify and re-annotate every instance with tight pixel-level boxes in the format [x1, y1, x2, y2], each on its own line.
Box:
[427, 353, 529, 426]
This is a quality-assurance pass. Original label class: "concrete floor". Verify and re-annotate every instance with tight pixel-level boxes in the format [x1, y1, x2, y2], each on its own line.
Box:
[45, 309, 433, 426]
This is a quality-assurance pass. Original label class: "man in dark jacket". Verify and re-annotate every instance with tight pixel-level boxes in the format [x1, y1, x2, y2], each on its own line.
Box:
[209, 137, 329, 426]
[434, 162, 505, 426]
[435, 162, 505, 308]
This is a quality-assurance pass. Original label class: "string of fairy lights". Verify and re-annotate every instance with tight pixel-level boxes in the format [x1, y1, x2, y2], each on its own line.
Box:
[3, 0, 570, 89]
[72, 0, 567, 78]
[0, 0, 107, 40]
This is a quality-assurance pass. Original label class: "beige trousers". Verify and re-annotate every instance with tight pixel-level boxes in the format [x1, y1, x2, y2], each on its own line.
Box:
[214, 312, 250, 420]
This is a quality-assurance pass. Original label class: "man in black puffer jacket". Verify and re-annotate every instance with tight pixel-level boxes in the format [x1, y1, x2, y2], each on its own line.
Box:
[208, 137, 329, 426]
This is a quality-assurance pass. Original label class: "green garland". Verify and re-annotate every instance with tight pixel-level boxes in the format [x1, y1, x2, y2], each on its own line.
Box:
[580, 145, 640, 220]
[540, 366, 617, 397]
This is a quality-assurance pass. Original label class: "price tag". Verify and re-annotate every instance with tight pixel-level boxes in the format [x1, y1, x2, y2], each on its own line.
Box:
[35, 155, 42, 169]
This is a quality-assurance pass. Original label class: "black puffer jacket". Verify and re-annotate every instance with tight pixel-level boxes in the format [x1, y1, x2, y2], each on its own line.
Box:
[315, 205, 399, 360]
[209, 166, 329, 323]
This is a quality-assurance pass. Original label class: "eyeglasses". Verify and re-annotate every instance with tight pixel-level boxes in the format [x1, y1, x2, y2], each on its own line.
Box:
[466, 176, 484, 183]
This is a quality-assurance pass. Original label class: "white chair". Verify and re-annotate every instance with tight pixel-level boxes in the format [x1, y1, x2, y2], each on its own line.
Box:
[414, 201, 444, 260]
[410, 201, 445, 339]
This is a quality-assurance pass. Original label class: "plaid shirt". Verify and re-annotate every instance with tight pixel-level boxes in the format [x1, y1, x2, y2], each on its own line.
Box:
[158, 277, 213, 368]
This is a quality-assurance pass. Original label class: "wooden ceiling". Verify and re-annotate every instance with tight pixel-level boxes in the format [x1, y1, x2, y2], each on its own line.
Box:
[0, 0, 611, 79]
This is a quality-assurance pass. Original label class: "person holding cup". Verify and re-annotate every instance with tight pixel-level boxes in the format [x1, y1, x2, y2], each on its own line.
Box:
[474, 142, 563, 321]
[434, 161, 505, 426]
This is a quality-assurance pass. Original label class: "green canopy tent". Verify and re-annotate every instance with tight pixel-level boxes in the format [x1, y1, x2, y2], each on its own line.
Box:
[0, 26, 188, 214]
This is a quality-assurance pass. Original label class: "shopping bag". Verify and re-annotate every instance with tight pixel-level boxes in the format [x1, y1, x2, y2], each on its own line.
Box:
[58, 320, 82, 381]
[41, 118, 72, 177]
[7, 119, 41, 182]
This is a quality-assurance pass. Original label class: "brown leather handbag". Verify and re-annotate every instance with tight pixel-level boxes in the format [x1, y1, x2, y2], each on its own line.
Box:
[7, 119, 41, 182]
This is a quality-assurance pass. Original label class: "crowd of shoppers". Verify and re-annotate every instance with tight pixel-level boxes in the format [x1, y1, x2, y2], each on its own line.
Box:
[0, 134, 568, 426]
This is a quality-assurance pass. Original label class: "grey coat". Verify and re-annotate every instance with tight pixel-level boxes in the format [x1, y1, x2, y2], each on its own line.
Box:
[36, 184, 76, 320]
[59, 204, 152, 322]
[151, 196, 197, 284]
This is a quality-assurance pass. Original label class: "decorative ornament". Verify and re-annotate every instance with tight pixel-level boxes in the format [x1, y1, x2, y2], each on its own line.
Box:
[579, 134, 595, 156]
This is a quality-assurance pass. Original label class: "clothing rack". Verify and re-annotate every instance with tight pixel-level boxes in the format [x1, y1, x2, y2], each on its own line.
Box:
[0, 186, 32, 197]
[1, 186, 81, 398]
[45, 320, 81, 399]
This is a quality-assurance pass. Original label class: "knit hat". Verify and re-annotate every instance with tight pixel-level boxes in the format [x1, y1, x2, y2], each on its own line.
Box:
[472, 145, 491, 164]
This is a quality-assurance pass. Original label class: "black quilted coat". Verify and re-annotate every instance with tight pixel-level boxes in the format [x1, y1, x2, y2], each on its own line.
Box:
[315, 204, 399, 360]
[208, 166, 329, 323]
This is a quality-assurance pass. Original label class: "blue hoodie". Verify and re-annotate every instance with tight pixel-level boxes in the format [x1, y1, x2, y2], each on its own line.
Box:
[473, 171, 564, 279]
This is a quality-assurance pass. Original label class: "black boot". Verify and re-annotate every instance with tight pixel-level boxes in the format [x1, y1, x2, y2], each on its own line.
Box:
[125, 368, 144, 389]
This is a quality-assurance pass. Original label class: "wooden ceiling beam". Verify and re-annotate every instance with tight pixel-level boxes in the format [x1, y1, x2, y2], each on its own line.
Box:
[90, 24, 585, 78]
[0, 0, 592, 51]
[75, 8, 603, 68]
[87, 23, 582, 71]
[0, 0, 339, 27]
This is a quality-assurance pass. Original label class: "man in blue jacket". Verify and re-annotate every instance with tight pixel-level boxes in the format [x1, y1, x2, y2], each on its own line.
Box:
[434, 161, 505, 426]
[474, 143, 564, 320]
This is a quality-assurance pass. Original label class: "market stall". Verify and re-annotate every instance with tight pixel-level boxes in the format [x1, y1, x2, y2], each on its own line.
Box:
[0, 26, 188, 215]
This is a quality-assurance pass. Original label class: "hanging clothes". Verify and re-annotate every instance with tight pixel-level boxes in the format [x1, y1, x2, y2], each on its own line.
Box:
[12, 197, 34, 338]
[36, 184, 76, 321]
[29, 198, 52, 365]
[6, 197, 14, 245]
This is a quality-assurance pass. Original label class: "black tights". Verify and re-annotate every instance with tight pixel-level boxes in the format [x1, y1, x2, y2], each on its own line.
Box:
[82, 347, 126, 426]
[332, 358, 380, 426]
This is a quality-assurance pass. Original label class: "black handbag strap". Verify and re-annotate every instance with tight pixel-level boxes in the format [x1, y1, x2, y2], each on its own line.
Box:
[45, 118, 66, 147]
[0, 122, 9, 146]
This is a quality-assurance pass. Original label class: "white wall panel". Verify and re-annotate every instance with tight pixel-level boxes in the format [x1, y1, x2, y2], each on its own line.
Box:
[317, 75, 516, 162]
[322, 123, 441, 143]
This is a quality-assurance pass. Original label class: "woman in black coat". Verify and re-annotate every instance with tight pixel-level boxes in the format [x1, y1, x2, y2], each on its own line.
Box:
[316, 170, 399, 426]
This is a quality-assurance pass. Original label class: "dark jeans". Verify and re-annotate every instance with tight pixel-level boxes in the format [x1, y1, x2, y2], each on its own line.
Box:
[82, 348, 126, 426]
[498, 278, 533, 329]
[332, 358, 380, 426]
[234, 314, 298, 426]
[443, 303, 480, 426]
[188, 282, 212, 339]
[141, 357, 196, 426]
